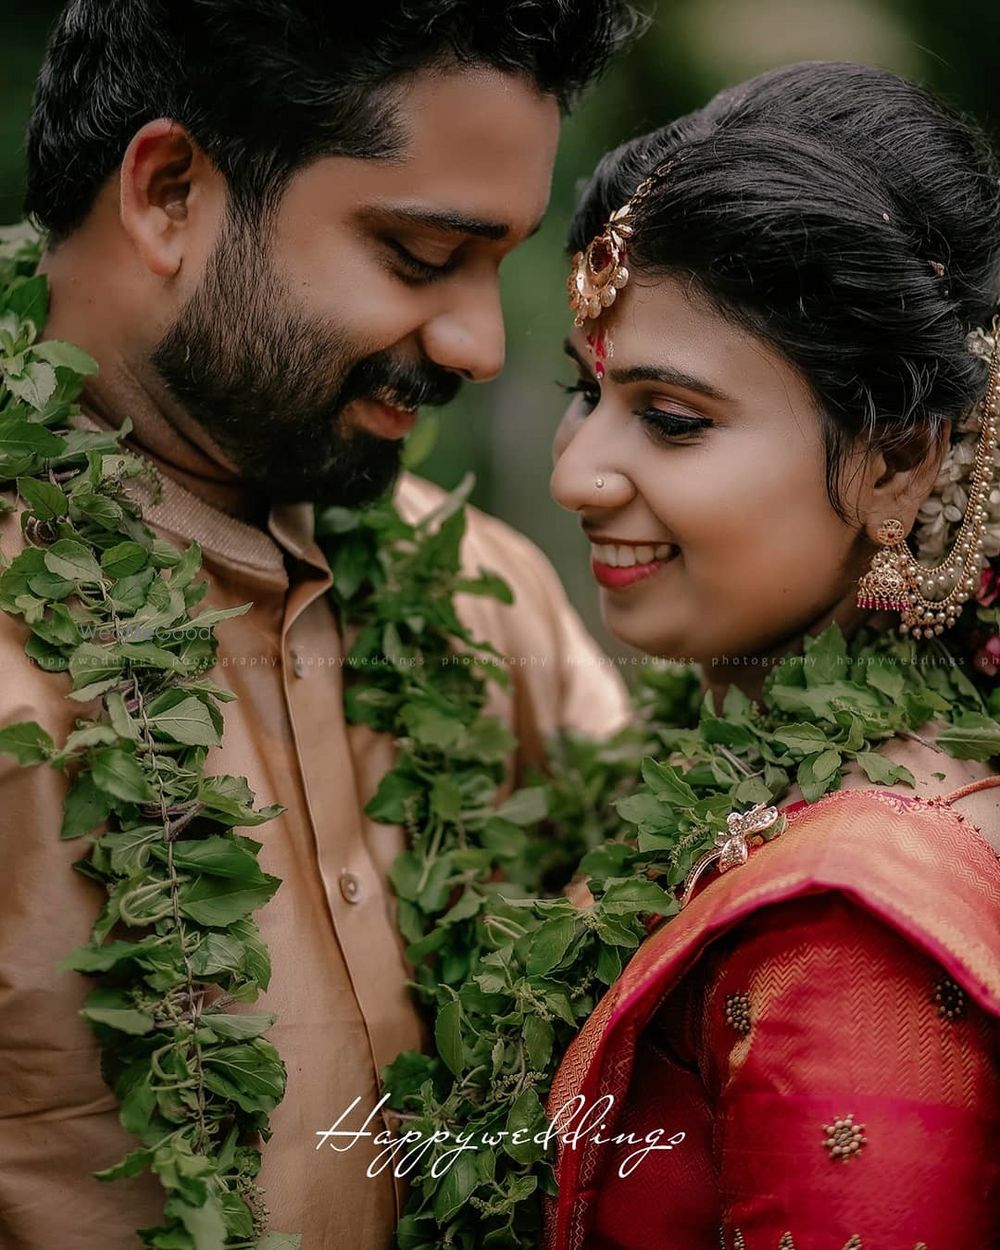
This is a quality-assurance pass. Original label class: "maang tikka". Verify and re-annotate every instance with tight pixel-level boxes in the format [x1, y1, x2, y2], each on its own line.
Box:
[856, 315, 1000, 638]
[567, 163, 671, 377]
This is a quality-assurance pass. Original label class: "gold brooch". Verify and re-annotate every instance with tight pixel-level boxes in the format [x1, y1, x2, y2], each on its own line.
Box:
[680, 803, 787, 908]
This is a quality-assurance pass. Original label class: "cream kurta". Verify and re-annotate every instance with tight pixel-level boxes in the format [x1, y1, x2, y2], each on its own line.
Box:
[0, 466, 629, 1249]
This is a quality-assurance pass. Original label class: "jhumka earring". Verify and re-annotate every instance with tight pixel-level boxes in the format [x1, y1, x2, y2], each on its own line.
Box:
[567, 163, 671, 376]
[856, 317, 1000, 638]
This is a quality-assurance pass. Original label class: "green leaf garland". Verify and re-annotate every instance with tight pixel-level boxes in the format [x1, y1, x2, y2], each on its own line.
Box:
[0, 227, 299, 1249]
[2, 219, 998, 1250]
[360, 619, 999, 1249]
[322, 380, 1000, 1250]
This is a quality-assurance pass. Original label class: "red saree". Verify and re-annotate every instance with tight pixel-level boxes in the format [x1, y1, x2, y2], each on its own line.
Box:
[544, 780, 1000, 1250]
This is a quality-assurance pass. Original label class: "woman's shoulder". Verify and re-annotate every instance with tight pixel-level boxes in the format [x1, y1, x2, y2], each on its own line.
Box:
[584, 778, 1000, 1060]
[830, 725, 1000, 853]
[564, 773, 1000, 1100]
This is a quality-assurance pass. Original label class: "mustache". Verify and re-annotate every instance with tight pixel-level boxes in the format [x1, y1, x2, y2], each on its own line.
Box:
[339, 351, 462, 413]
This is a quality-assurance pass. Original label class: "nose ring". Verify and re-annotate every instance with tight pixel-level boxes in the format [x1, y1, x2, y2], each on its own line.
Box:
[595, 476, 606, 489]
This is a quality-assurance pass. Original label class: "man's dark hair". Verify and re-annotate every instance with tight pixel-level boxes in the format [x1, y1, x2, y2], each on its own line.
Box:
[25, 0, 642, 241]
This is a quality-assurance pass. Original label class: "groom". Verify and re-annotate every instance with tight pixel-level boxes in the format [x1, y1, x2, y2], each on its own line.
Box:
[0, 2, 637, 1247]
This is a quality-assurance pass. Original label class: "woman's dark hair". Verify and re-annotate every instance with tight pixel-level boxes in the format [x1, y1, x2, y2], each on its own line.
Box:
[570, 62, 1000, 682]
[26, 0, 643, 241]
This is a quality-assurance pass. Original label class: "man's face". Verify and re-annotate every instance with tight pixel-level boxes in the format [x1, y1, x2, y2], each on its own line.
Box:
[153, 67, 560, 508]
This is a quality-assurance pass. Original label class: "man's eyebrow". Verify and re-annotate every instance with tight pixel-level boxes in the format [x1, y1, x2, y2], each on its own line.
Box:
[375, 204, 544, 241]
[563, 339, 594, 375]
[562, 339, 731, 402]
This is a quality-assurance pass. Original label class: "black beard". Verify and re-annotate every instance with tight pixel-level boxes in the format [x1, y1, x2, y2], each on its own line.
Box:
[151, 220, 461, 509]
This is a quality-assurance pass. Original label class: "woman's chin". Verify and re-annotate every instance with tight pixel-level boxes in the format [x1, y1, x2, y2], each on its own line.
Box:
[601, 609, 695, 664]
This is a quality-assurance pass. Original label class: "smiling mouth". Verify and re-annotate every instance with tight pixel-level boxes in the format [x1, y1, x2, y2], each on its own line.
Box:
[588, 540, 680, 590]
[349, 397, 419, 440]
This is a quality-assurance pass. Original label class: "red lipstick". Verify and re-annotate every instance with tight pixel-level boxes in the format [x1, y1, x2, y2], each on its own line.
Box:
[591, 557, 673, 590]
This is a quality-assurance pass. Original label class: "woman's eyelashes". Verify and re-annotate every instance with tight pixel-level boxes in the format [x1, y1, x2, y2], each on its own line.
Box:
[638, 408, 713, 443]
[558, 378, 600, 412]
[558, 378, 713, 441]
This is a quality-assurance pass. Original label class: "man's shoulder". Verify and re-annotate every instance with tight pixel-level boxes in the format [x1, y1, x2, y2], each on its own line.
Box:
[0, 492, 26, 551]
[0, 498, 75, 722]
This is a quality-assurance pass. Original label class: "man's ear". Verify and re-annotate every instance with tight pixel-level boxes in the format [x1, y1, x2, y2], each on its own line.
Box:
[119, 118, 216, 278]
[862, 418, 951, 539]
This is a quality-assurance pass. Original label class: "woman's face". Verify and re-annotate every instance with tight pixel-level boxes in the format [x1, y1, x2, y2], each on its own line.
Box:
[550, 274, 880, 668]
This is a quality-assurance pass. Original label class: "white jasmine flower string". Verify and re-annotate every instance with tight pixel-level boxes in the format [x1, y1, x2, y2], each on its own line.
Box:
[913, 324, 1000, 562]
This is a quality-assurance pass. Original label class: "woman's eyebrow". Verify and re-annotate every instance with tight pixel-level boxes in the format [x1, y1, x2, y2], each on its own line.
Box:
[608, 362, 732, 402]
[562, 339, 731, 401]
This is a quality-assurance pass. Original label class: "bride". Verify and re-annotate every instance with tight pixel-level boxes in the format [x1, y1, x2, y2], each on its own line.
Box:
[545, 61, 1000, 1248]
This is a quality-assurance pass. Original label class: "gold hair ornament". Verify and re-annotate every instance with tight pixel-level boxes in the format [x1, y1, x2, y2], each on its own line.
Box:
[567, 163, 672, 329]
[856, 316, 1000, 637]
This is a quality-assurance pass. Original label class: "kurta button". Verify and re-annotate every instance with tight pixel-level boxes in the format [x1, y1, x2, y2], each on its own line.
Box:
[339, 871, 362, 903]
[290, 650, 305, 677]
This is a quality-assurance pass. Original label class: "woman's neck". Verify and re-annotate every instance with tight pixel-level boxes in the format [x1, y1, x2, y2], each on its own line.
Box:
[700, 592, 893, 711]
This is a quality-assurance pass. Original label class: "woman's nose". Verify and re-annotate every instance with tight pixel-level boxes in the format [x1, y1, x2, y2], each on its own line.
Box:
[550, 451, 634, 514]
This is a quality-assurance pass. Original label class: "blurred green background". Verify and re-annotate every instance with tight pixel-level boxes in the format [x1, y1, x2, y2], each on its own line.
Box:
[1, 0, 998, 652]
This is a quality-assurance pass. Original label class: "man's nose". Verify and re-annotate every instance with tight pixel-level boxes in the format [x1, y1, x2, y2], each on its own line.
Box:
[418, 278, 506, 383]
